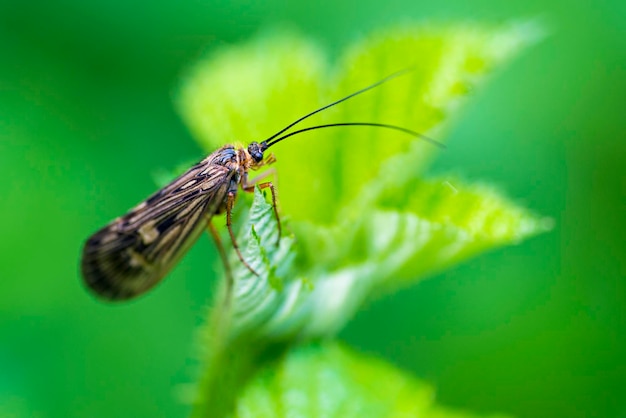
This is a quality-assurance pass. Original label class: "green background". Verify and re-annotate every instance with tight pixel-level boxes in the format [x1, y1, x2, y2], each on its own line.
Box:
[1, 0, 624, 417]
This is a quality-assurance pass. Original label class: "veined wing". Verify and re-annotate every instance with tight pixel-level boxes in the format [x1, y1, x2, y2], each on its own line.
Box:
[82, 152, 236, 301]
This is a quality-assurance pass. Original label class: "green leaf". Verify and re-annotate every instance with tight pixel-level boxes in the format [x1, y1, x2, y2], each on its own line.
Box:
[192, 188, 299, 417]
[234, 342, 510, 418]
[298, 176, 553, 298]
[225, 187, 300, 340]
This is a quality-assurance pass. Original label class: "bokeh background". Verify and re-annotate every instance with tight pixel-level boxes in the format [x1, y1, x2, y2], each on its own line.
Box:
[1, 0, 624, 417]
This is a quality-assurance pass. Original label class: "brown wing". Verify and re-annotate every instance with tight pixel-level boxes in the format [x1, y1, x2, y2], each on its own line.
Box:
[81, 148, 238, 301]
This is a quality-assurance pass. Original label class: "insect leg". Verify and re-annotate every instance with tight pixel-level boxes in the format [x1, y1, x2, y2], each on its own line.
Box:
[256, 182, 281, 244]
[226, 192, 260, 276]
[242, 170, 281, 245]
[206, 220, 234, 299]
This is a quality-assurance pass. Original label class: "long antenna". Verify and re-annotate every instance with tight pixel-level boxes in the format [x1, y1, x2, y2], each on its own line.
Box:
[264, 122, 445, 149]
[262, 69, 412, 145]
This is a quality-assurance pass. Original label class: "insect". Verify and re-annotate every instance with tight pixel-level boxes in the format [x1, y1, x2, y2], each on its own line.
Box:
[81, 70, 443, 301]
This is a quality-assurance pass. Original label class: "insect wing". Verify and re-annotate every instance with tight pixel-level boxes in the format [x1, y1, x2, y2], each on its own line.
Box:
[81, 155, 234, 301]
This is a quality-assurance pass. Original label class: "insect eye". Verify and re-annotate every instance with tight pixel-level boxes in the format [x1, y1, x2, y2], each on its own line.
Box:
[247, 142, 264, 163]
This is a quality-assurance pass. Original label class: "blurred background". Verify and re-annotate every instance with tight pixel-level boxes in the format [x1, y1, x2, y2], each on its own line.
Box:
[0, 0, 624, 417]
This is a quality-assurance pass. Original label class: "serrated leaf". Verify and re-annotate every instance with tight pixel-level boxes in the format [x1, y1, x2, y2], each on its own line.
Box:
[235, 342, 510, 418]
[302, 177, 553, 296]
[282, 177, 552, 335]
[225, 188, 300, 340]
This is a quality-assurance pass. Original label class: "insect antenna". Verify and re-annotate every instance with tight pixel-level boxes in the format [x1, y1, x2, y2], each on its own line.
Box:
[262, 69, 412, 145]
[264, 122, 445, 149]
[260, 69, 444, 150]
